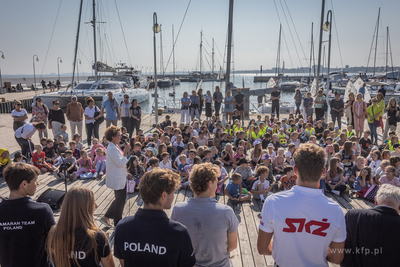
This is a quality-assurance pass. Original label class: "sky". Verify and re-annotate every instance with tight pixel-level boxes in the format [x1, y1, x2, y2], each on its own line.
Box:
[0, 0, 399, 76]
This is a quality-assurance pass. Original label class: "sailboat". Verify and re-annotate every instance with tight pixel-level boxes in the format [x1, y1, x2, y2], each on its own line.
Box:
[34, 0, 149, 108]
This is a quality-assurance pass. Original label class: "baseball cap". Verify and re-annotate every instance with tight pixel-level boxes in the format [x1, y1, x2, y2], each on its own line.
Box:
[268, 143, 274, 148]
[262, 154, 270, 160]
[253, 140, 261, 146]
[334, 126, 339, 130]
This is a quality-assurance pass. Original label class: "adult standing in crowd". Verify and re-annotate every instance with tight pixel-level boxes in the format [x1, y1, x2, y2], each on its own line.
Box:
[271, 86, 281, 120]
[66, 95, 84, 138]
[129, 99, 141, 137]
[344, 92, 355, 128]
[382, 97, 400, 143]
[181, 92, 190, 124]
[100, 126, 130, 228]
[258, 144, 346, 266]
[330, 91, 344, 129]
[11, 100, 28, 131]
[84, 97, 102, 148]
[119, 94, 133, 137]
[359, 83, 366, 98]
[0, 163, 55, 267]
[48, 100, 65, 137]
[366, 97, 381, 145]
[378, 84, 386, 98]
[114, 168, 196, 267]
[197, 88, 204, 117]
[31, 97, 49, 138]
[294, 88, 302, 116]
[234, 88, 246, 125]
[225, 90, 234, 123]
[213, 86, 223, 118]
[303, 91, 314, 120]
[341, 184, 400, 267]
[14, 122, 46, 158]
[315, 89, 326, 121]
[190, 90, 201, 121]
[101, 91, 120, 128]
[353, 93, 367, 139]
[205, 90, 213, 120]
[172, 163, 238, 267]
[47, 187, 114, 267]
[376, 92, 385, 133]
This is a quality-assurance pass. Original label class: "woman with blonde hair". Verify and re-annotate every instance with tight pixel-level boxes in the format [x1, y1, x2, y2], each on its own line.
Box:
[353, 93, 367, 138]
[344, 91, 355, 127]
[46, 187, 114, 267]
[382, 97, 400, 143]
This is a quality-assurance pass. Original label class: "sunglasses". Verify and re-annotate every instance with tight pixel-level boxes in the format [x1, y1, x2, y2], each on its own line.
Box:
[16, 103, 22, 106]
[36, 99, 42, 102]
[54, 103, 60, 105]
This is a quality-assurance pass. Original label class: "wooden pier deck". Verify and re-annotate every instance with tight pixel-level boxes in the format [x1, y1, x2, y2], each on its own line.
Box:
[0, 113, 377, 267]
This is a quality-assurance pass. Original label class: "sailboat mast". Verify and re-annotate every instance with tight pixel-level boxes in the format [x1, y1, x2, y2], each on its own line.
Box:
[160, 25, 164, 77]
[225, 0, 234, 92]
[200, 31, 203, 75]
[71, 0, 84, 90]
[385, 26, 388, 76]
[212, 38, 215, 74]
[309, 22, 313, 84]
[373, 7, 380, 77]
[276, 24, 282, 77]
[316, 0, 325, 89]
[172, 25, 176, 94]
[92, 0, 98, 81]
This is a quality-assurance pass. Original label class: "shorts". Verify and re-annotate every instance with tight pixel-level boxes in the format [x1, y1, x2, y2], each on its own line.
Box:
[232, 193, 247, 198]
[236, 104, 244, 111]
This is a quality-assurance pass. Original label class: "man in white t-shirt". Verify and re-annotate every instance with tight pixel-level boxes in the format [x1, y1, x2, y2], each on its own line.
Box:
[257, 143, 346, 267]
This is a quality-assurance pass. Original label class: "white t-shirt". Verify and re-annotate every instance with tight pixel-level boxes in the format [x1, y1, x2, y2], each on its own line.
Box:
[84, 106, 98, 124]
[369, 160, 381, 176]
[14, 123, 36, 139]
[251, 179, 269, 191]
[159, 160, 172, 170]
[11, 109, 28, 124]
[173, 141, 185, 149]
[268, 151, 276, 162]
[259, 186, 346, 267]
[171, 136, 178, 143]
[285, 150, 292, 159]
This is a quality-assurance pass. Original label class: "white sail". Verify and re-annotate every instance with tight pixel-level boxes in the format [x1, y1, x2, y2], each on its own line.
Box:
[354, 77, 371, 102]
[266, 77, 276, 88]
[344, 80, 354, 102]
[310, 78, 317, 96]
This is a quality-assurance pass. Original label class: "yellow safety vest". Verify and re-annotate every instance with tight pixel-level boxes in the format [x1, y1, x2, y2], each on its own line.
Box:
[252, 131, 262, 140]
[305, 128, 315, 136]
[233, 125, 242, 132]
[388, 140, 400, 151]
[347, 131, 355, 139]
[225, 129, 233, 136]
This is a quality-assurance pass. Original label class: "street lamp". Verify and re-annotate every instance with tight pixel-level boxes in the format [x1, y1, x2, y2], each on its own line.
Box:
[33, 55, 39, 90]
[153, 12, 161, 124]
[57, 57, 63, 82]
[323, 10, 332, 92]
[0, 51, 4, 91]
[77, 59, 81, 84]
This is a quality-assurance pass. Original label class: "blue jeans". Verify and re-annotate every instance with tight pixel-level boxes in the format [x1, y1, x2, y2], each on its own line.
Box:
[96, 160, 106, 172]
[295, 103, 301, 115]
[368, 122, 377, 144]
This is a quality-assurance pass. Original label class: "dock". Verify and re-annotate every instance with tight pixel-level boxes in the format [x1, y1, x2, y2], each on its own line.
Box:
[0, 113, 381, 267]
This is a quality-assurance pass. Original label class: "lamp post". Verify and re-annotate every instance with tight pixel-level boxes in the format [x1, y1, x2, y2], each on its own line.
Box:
[0, 51, 4, 91]
[57, 57, 63, 82]
[153, 12, 161, 124]
[33, 54, 39, 90]
[323, 10, 332, 92]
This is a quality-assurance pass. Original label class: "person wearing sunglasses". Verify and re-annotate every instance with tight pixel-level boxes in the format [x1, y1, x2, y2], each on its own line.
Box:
[11, 100, 28, 131]
[31, 97, 49, 139]
[48, 100, 65, 138]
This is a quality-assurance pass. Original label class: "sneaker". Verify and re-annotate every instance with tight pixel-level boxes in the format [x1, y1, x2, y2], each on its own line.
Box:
[59, 172, 65, 180]
[93, 172, 98, 179]
[54, 172, 62, 180]
[99, 216, 112, 228]
[88, 145, 91, 149]
[332, 190, 340, 196]
[99, 171, 104, 177]
[71, 172, 77, 181]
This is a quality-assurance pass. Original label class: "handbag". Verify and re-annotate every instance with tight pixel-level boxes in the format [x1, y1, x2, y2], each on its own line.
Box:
[372, 107, 381, 127]
[94, 107, 104, 124]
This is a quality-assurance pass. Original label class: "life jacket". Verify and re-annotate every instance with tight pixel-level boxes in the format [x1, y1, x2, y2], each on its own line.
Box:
[347, 131, 355, 139]
[278, 133, 287, 145]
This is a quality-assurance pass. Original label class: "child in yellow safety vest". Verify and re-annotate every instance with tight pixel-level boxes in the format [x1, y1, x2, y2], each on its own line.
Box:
[259, 122, 267, 136]
[346, 125, 355, 139]
[247, 125, 255, 141]
[388, 135, 400, 152]
[233, 120, 242, 133]
[278, 128, 288, 146]
[304, 123, 315, 141]
[224, 124, 234, 139]
[252, 126, 263, 141]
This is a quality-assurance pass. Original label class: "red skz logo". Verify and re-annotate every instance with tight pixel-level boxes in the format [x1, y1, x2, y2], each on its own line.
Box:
[282, 218, 330, 237]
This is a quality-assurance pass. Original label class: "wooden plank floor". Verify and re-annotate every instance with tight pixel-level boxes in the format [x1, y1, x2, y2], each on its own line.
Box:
[0, 112, 377, 267]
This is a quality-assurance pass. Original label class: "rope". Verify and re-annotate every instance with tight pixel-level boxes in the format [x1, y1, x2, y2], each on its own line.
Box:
[39, 0, 63, 79]
[163, 0, 192, 72]
[114, 0, 132, 66]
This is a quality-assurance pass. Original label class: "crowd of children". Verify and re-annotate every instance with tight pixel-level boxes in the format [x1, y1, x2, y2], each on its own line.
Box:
[3, 107, 400, 203]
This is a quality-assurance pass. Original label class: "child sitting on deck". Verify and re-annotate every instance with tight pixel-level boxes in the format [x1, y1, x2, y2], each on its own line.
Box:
[279, 166, 297, 191]
[324, 157, 347, 196]
[250, 166, 272, 203]
[93, 147, 106, 179]
[214, 160, 228, 194]
[225, 173, 251, 203]
[0, 149, 11, 178]
[76, 150, 92, 179]
[32, 144, 54, 174]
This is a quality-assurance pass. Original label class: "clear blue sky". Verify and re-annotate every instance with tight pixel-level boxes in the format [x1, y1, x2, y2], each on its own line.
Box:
[0, 0, 399, 75]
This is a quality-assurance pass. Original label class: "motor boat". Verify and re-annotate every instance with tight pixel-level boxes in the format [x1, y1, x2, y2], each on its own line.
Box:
[34, 79, 149, 108]
[278, 77, 300, 90]
[158, 77, 172, 87]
